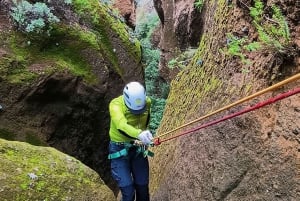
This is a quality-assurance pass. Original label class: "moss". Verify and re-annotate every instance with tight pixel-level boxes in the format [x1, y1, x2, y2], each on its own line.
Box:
[0, 138, 115, 200]
[0, 43, 37, 84]
[51, 24, 101, 51]
[6, 27, 99, 84]
[72, 0, 121, 74]
[151, 2, 233, 192]
[72, 0, 141, 75]
[1, 0, 142, 84]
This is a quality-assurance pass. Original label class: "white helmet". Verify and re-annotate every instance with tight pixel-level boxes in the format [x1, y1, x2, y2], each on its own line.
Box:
[123, 82, 146, 114]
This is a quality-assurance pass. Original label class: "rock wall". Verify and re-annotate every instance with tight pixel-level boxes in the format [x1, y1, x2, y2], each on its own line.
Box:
[113, 0, 136, 29]
[150, 0, 300, 200]
[0, 138, 116, 200]
[153, 0, 204, 81]
[0, 0, 143, 196]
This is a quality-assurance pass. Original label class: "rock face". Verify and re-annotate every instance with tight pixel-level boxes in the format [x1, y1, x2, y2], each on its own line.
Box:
[150, 0, 300, 200]
[0, 138, 116, 200]
[0, 0, 142, 195]
[153, 0, 203, 81]
[113, 0, 137, 29]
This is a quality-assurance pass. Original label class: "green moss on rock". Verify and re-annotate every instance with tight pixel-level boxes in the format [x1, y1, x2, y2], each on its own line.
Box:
[72, 0, 141, 69]
[0, 0, 141, 84]
[0, 46, 36, 84]
[5, 27, 99, 84]
[0, 138, 116, 201]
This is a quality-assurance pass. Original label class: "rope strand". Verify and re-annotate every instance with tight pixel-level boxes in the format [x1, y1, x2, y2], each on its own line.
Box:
[154, 87, 300, 145]
[155, 73, 300, 139]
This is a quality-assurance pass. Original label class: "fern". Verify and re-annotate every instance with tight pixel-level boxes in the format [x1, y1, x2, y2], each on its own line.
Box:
[226, 34, 245, 56]
[271, 5, 290, 42]
[250, 0, 290, 52]
[249, 0, 264, 22]
[244, 42, 261, 51]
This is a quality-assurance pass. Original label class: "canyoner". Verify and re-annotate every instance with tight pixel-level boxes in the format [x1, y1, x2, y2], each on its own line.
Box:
[108, 81, 154, 201]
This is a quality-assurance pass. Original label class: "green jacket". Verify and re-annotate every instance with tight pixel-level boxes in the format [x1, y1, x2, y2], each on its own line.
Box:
[109, 95, 151, 142]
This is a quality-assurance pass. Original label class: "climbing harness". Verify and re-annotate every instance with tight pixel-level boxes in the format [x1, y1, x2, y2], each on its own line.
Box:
[155, 73, 300, 140]
[108, 140, 154, 159]
[153, 86, 300, 146]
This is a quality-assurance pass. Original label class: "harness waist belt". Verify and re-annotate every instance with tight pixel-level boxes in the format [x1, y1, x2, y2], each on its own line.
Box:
[108, 142, 154, 159]
[108, 148, 128, 159]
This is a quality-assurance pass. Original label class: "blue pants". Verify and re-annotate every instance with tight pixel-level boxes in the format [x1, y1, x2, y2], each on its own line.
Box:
[109, 142, 150, 201]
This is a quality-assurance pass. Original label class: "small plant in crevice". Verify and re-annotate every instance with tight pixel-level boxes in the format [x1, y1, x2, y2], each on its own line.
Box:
[194, 0, 205, 11]
[222, 33, 252, 65]
[168, 58, 185, 70]
[244, 41, 261, 52]
[10, 0, 60, 35]
[222, 1, 291, 67]
[167, 48, 197, 70]
[220, 0, 290, 69]
[250, 0, 291, 52]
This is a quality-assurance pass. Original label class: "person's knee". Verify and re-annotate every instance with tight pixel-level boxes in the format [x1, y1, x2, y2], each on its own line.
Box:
[120, 184, 135, 201]
[135, 184, 149, 201]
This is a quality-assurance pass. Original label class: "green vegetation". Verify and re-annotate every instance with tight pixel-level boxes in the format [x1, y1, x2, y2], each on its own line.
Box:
[72, 0, 141, 75]
[222, 0, 290, 65]
[222, 33, 251, 65]
[136, 12, 160, 40]
[0, 49, 37, 84]
[0, 139, 115, 200]
[136, 9, 169, 134]
[168, 48, 197, 70]
[10, 0, 60, 35]
[6, 27, 99, 84]
[250, 0, 290, 52]
[5, 0, 142, 84]
[194, 0, 205, 11]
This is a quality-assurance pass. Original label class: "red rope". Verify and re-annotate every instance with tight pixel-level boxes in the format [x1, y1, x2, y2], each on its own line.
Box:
[154, 87, 300, 145]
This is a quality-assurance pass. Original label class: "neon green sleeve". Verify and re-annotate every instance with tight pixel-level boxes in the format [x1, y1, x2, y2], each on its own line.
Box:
[109, 100, 142, 138]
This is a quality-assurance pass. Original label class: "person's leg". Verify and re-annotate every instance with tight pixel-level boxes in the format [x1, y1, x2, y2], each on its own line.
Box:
[119, 185, 135, 201]
[131, 153, 150, 201]
[109, 143, 135, 201]
[134, 184, 149, 201]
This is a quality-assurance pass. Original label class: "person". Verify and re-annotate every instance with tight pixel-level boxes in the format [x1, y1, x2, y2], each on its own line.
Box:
[108, 81, 154, 201]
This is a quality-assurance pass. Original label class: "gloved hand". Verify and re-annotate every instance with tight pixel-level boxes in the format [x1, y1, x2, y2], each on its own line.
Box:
[137, 130, 153, 145]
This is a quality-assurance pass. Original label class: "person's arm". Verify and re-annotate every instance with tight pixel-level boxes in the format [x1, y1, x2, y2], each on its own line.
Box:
[109, 100, 142, 139]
